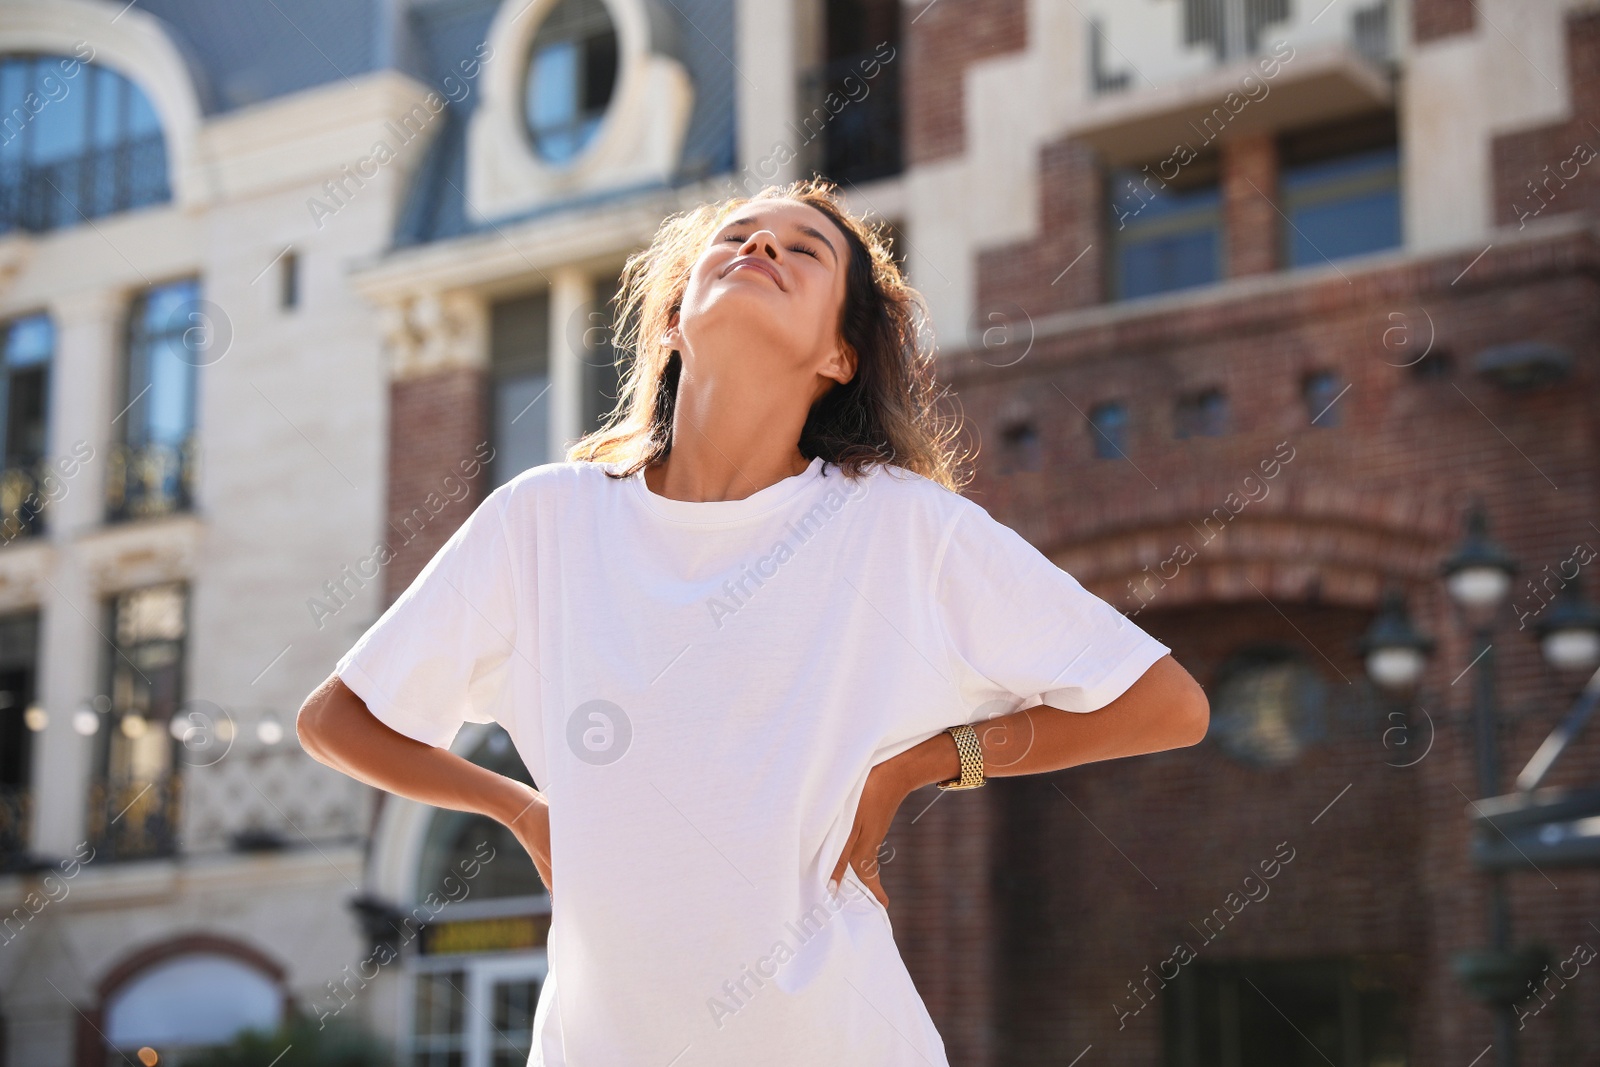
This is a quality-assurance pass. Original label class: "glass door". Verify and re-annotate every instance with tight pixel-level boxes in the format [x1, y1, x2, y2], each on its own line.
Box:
[407, 952, 548, 1067]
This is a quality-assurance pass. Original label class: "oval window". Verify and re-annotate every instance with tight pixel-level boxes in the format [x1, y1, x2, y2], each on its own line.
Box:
[1207, 648, 1328, 768]
[522, 0, 620, 163]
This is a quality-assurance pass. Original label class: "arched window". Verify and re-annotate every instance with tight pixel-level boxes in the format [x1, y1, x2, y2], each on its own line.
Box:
[103, 952, 283, 1058]
[1207, 645, 1328, 767]
[0, 54, 170, 234]
[521, 0, 620, 163]
[417, 726, 544, 903]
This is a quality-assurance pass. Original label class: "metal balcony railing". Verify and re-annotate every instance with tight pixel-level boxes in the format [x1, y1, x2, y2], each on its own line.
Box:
[1088, 0, 1395, 96]
[799, 49, 904, 185]
[0, 134, 169, 236]
[0, 460, 49, 543]
[105, 437, 197, 523]
[87, 771, 182, 862]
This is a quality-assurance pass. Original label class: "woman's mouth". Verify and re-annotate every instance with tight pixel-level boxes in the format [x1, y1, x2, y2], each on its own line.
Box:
[723, 258, 784, 290]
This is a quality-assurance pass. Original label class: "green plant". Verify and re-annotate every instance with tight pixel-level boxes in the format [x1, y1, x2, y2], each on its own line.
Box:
[173, 1011, 393, 1067]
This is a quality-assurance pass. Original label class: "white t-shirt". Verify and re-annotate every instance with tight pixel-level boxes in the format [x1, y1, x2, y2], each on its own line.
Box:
[335, 455, 1170, 1066]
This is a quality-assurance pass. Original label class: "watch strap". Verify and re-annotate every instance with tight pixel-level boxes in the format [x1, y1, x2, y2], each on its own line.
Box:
[937, 723, 986, 790]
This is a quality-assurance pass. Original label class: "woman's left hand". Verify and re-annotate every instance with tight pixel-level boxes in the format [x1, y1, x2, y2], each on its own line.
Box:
[829, 755, 917, 910]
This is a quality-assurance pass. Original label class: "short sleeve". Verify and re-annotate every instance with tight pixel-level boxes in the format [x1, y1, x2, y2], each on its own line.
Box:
[933, 501, 1171, 715]
[334, 485, 523, 750]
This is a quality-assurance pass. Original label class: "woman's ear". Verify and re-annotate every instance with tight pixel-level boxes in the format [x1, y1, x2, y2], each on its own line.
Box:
[823, 341, 858, 387]
[661, 308, 683, 350]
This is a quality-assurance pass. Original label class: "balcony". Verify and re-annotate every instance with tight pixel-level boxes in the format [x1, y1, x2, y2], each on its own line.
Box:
[0, 460, 49, 543]
[799, 48, 904, 185]
[1086, 0, 1396, 96]
[1070, 0, 1396, 169]
[105, 437, 197, 523]
[0, 134, 169, 236]
[87, 771, 182, 862]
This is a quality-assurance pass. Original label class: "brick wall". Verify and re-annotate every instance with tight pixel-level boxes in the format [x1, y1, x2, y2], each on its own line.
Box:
[944, 228, 1600, 1064]
[383, 366, 490, 603]
[1492, 12, 1600, 232]
[976, 138, 1105, 320]
[905, 0, 1027, 165]
[1222, 132, 1279, 278]
[1413, 0, 1474, 43]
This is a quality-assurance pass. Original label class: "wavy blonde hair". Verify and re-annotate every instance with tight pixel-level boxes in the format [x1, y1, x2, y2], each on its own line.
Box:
[565, 179, 972, 492]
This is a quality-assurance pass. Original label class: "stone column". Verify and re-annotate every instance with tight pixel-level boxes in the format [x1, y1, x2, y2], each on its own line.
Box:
[734, 0, 805, 190]
[547, 268, 592, 460]
[31, 287, 124, 857]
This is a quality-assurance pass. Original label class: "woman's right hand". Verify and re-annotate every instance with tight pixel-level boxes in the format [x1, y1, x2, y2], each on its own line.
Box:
[499, 782, 553, 895]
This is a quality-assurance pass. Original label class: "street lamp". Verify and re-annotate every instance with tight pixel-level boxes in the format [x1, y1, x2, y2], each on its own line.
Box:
[1363, 507, 1600, 1065]
[1439, 503, 1521, 1067]
[1359, 587, 1434, 693]
[1532, 576, 1600, 673]
[1442, 504, 1518, 622]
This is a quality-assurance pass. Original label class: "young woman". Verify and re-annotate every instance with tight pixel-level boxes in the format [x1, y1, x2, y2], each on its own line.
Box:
[298, 179, 1209, 1065]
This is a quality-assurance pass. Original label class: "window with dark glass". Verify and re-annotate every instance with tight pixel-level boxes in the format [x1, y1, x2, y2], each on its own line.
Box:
[280, 250, 299, 310]
[1174, 387, 1228, 438]
[998, 419, 1041, 474]
[809, 0, 903, 184]
[0, 314, 52, 542]
[1303, 369, 1343, 427]
[1163, 957, 1409, 1066]
[522, 0, 619, 164]
[490, 291, 552, 489]
[1279, 112, 1401, 269]
[0, 54, 170, 235]
[109, 278, 201, 521]
[89, 582, 187, 861]
[410, 968, 469, 1067]
[1108, 151, 1223, 300]
[417, 727, 544, 904]
[0, 611, 40, 871]
[1206, 645, 1328, 767]
[1089, 401, 1129, 459]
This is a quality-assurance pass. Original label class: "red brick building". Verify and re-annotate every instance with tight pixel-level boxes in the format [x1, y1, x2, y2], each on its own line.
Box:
[350, 1, 1600, 1063]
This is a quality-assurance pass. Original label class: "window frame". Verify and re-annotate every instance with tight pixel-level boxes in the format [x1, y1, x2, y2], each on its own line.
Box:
[519, 0, 621, 166]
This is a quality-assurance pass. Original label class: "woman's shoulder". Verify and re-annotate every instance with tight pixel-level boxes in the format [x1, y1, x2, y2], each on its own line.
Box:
[837, 459, 976, 526]
[488, 459, 621, 510]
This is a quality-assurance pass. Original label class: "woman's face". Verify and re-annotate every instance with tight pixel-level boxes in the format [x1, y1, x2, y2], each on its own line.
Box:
[667, 198, 856, 389]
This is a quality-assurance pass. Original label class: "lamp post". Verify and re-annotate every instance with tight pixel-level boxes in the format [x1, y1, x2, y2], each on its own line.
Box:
[1363, 506, 1600, 1065]
[1531, 575, 1600, 675]
[1359, 587, 1434, 693]
[1438, 503, 1519, 1067]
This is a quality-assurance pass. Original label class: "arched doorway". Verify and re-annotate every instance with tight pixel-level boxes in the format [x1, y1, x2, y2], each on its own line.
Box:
[403, 725, 549, 1067]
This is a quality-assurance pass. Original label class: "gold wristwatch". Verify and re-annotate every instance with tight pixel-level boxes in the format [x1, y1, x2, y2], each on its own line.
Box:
[936, 723, 986, 790]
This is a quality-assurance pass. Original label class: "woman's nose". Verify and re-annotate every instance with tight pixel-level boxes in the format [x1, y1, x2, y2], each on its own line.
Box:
[740, 229, 781, 259]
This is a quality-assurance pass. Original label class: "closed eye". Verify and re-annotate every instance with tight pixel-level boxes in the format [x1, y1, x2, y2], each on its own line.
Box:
[721, 234, 820, 259]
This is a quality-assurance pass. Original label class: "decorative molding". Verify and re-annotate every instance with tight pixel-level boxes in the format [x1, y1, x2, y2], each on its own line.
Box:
[73, 513, 205, 594]
[466, 0, 694, 220]
[378, 289, 490, 380]
[0, 538, 53, 613]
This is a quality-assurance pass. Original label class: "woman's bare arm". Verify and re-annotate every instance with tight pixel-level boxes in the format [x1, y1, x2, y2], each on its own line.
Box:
[832, 654, 1208, 905]
[296, 673, 553, 891]
[904, 652, 1209, 787]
